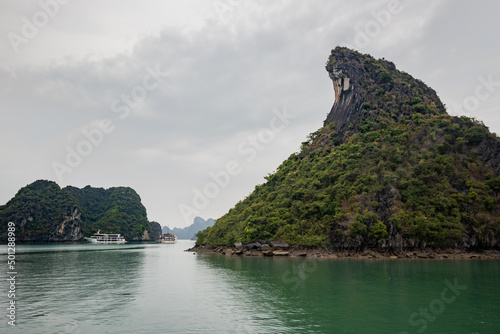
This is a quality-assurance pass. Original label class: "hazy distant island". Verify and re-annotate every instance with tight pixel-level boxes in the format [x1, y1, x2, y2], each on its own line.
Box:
[163, 217, 215, 240]
[0, 180, 161, 242]
[191, 47, 500, 259]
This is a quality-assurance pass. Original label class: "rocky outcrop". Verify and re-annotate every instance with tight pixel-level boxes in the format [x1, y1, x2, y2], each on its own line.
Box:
[187, 244, 500, 259]
[325, 51, 366, 132]
[11, 206, 84, 242]
[189, 242, 294, 257]
[149, 221, 162, 240]
[53, 208, 84, 241]
[269, 241, 289, 248]
[0, 180, 159, 242]
[477, 135, 500, 173]
[195, 47, 500, 253]
[324, 46, 445, 137]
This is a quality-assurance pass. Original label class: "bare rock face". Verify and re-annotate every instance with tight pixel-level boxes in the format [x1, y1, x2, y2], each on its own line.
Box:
[53, 208, 84, 241]
[477, 136, 500, 173]
[325, 52, 365, 133]
[269, 241, 289, 248]
[324, 47, 446, 138]
[25, 206, 84, 242]
[330, 67, 351, 103]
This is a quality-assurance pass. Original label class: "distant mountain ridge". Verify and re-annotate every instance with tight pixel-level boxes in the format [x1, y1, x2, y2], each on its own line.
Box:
[164, 217, 215, 240]
[0, 180, 161, 242]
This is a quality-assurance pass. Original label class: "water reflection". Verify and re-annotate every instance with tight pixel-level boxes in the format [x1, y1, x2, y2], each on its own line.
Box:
[196, 255, 500, 333]
[196, 255, 317, 333]
[0, 244, 145, 334]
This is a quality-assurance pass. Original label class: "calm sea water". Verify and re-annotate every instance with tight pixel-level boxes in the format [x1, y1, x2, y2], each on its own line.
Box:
[1, 240, 499, 334]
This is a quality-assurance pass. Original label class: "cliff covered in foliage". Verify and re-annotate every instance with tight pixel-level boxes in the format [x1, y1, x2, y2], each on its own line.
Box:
[0, 180, 161, 242]
[196, 47, 500, 251]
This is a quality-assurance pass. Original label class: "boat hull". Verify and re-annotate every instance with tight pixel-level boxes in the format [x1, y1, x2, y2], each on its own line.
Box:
[159, 240, 176, 244]
[85, 237, 126, 244]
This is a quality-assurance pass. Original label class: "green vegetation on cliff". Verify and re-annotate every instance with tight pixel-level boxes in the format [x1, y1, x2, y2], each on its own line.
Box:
[197, 47, 500, 250]
[65, 185, 157, 240]
[0, 180, 161, 242]
[0, 180, 81, 241]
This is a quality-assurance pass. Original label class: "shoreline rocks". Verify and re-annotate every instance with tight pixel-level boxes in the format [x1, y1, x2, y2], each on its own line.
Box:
[187, 243, 500, 259]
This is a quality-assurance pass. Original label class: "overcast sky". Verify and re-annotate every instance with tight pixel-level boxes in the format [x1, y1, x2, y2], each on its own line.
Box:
[1, 0, 499, 228]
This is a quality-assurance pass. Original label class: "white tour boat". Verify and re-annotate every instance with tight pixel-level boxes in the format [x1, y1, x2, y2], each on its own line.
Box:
[158, 233, 177, 244]
[85, 230, 127, 244]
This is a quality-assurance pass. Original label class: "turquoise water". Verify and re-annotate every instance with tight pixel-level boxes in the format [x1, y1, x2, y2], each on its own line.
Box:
[1, 241, 499, 333]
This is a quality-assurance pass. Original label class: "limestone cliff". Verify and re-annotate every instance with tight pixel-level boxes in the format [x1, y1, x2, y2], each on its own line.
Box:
[0, 180, 160, 242]
[325, 47, 446, 136]
[0, 180, 84, 241]
[197, 47, 500, 251]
